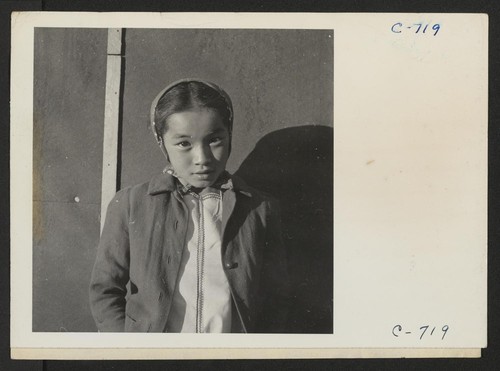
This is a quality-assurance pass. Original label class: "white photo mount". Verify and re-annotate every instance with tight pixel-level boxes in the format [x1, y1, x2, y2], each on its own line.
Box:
[10, 12, 488, 359]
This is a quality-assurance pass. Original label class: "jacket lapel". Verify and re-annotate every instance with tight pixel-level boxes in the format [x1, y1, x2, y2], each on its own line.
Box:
[164, 191, 188, 300]
[222, 189, 236, 244]
[221, 174, 253, 242]
[147, 173, 187, 304]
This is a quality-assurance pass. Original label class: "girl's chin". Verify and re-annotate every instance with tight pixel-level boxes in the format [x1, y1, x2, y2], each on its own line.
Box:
[189, 180, 216, 189]
[176, 172, 220, 189]
[184, 175, 218, 189]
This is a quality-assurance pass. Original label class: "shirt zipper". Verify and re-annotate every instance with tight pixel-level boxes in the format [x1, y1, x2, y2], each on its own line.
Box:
[196, 195, 205, 333]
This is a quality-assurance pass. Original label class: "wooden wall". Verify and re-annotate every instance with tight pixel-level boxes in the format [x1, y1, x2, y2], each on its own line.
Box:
[33, 28, 107, 331]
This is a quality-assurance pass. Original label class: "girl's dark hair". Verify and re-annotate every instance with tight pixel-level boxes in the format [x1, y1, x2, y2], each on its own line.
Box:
[154, 81, 232, 135]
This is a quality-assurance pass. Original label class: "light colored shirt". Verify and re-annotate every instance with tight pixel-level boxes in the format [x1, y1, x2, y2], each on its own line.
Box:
[166, 189, 232, 333]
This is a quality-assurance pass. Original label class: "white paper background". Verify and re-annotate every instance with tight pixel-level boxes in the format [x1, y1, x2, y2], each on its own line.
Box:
[11, 12, 487, 353]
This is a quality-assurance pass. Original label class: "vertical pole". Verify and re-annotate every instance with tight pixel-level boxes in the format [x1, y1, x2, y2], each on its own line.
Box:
[100, 28, 123, 232]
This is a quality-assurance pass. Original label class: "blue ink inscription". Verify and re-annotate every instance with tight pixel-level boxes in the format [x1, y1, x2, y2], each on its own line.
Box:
[391, 22, 441, 36]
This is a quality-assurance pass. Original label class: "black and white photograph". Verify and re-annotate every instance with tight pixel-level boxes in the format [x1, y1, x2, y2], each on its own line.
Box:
[31, 27, 333, 334]
[10, 12, 487, 359]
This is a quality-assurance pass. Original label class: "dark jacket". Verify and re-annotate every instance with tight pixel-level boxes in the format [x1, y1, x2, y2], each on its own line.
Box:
[89, 173, 290, 333]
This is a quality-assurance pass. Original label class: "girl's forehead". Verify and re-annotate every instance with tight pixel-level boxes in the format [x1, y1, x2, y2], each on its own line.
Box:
[165, 109, 227, 136]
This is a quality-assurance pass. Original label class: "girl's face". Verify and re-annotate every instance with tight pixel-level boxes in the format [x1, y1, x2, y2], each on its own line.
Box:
[162, 108, 230, 188]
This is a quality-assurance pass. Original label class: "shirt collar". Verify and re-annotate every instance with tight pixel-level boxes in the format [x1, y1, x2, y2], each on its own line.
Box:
[147, 171, 253, 197]
[176, 171, 231, 196]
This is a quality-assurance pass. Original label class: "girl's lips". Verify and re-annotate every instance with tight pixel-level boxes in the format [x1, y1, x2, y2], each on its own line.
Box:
[193, 170, 215, 179]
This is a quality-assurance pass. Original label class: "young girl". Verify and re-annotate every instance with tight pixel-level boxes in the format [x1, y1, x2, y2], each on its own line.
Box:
[89, 79, 290, 333]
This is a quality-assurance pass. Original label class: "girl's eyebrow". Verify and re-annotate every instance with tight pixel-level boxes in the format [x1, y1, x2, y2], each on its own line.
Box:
[170, 134, 192, 139]
[169, 128, 226, 139]
[208, 128, 226, 135]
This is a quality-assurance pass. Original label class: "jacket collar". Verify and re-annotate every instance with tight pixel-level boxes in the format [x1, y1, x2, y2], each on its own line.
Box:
[147, 172, 253, 197]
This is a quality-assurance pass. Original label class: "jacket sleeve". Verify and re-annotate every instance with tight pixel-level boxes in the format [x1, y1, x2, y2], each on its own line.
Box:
[256, 198, 292, 333]
[89, 189, 130, 332]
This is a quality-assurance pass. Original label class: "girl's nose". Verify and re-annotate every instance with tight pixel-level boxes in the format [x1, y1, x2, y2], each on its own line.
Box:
[193, 145, 212, 165]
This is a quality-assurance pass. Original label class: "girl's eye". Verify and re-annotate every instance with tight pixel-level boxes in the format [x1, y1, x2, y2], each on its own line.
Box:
[176, 141, 191, 148]
[210, 137, 223, 145]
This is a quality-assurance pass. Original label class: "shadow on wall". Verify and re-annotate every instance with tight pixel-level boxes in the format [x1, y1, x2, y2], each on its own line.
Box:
[235, 125, 333, 334]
